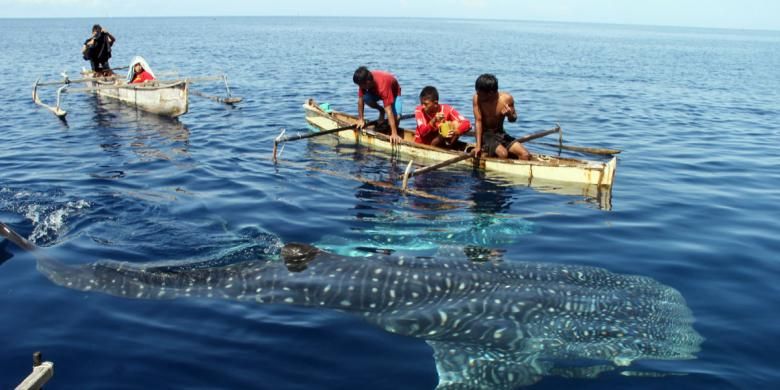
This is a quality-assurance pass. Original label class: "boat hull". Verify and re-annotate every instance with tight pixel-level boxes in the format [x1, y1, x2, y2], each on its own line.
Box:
[88, 78, 189, 117]
[303, 99, 616, 187]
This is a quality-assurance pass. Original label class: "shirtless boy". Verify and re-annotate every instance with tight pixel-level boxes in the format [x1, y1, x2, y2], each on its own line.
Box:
[472, 74, 531, 160]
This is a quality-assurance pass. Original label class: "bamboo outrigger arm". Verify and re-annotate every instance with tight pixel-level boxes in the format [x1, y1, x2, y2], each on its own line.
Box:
[186, 74, 243, 105]
[32, 78, 67, 118]
[530, 141, 622, 155]
[34, 74, 119, 87]
[32, 73, 123, 118]
[401, 153, 475, 191]
[273, 129, 287, 160]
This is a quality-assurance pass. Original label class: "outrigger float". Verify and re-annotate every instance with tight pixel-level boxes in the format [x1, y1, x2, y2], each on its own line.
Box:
[32, 56, 241, 118]
[282, 99, 618, 208]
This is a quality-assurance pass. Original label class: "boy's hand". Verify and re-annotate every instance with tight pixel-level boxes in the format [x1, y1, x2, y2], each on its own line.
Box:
[356, 118, 367, 131]
[500, 104, 515, 116]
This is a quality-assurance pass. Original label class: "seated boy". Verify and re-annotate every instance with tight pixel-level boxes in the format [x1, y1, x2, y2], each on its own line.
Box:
[414, 86, 471, 148]
[472, 74, 531, 160]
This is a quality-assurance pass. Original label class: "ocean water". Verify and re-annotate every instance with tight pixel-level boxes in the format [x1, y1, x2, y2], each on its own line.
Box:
[1, 16, 779, 389]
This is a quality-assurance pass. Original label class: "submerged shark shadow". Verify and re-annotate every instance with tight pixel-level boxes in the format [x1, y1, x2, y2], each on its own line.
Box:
[1, 223, 703, 389]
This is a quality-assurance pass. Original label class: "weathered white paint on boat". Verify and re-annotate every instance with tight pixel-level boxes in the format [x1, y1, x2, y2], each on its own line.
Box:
[86, 78, 189, 117]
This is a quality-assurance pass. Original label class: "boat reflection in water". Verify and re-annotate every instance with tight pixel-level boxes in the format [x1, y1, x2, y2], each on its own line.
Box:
[89, 97, 191, 163]
[484, 170, 613, 211]
[303, 154, 533, 259]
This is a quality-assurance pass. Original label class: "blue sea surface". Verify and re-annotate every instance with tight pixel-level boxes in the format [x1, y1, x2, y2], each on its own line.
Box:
[1, 17, 779, 389]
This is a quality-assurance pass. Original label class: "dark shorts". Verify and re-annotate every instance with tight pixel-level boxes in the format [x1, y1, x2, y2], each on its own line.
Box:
[482, 131, 518, 157]
[90, 59, 111, 72]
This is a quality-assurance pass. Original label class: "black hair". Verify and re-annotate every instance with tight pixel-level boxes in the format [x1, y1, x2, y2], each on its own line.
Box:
[353, 66, 373, 85]
[475, 73, 498, 93]
[92, 24, 102, 33]
[419, 86, 439, 102]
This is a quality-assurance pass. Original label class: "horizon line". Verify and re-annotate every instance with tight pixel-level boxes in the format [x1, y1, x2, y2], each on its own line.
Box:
[1, 15, 777, 33]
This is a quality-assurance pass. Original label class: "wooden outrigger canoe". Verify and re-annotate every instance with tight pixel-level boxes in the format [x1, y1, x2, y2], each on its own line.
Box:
[302, 99, 617, 188]
[33, 73, 189, 118]
[33, 58, 241, 119]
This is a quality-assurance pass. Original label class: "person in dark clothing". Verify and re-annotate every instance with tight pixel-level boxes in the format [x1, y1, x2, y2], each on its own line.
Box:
[82, 24, 115, 76]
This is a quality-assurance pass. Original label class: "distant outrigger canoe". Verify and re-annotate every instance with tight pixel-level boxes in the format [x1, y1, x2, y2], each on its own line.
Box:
[303, 99, 618, 188]
[33, 57, 241, 118]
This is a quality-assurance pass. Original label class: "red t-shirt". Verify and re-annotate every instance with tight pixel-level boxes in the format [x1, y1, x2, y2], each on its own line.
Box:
[357, 70, 401, 106]
[414, 103, 471, 144]
[131, 70, 155, 84]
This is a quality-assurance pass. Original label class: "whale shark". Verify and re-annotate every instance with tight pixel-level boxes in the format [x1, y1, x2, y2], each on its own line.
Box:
[1, 221, 702, 389]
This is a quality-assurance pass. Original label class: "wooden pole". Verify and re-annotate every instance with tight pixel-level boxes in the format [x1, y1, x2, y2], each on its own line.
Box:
[191, 89, 243, 105]
[14, 352, 54, 390]
[531, 141, 621, 155]
[401, 153, 474, 191]
[409, 153, 474, 178]
[514, 125, 562, 144]
[34, 75, 121, 87]
[272, 114, 415, 161]
[64, 81, 185, 94]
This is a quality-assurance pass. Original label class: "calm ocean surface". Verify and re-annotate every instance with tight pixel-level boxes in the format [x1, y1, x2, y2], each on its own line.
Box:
[1, 17, 779, 389]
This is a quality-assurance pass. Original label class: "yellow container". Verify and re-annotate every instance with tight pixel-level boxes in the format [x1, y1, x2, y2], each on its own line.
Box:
[438, 121, 453, 137]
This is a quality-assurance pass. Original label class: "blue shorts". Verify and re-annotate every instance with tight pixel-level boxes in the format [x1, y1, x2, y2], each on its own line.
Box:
[363, 93, 403, 117]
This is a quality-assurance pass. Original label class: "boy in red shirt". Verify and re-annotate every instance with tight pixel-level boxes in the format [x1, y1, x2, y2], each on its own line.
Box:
[414, 86, 471, 148]
[353, 66, 403, 144]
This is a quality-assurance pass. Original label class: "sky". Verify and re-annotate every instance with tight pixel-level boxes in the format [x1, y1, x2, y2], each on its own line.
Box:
[1, 0, 778, 31]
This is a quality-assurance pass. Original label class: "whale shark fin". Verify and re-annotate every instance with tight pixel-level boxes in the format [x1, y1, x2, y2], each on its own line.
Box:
[427, 341, 550, 389]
